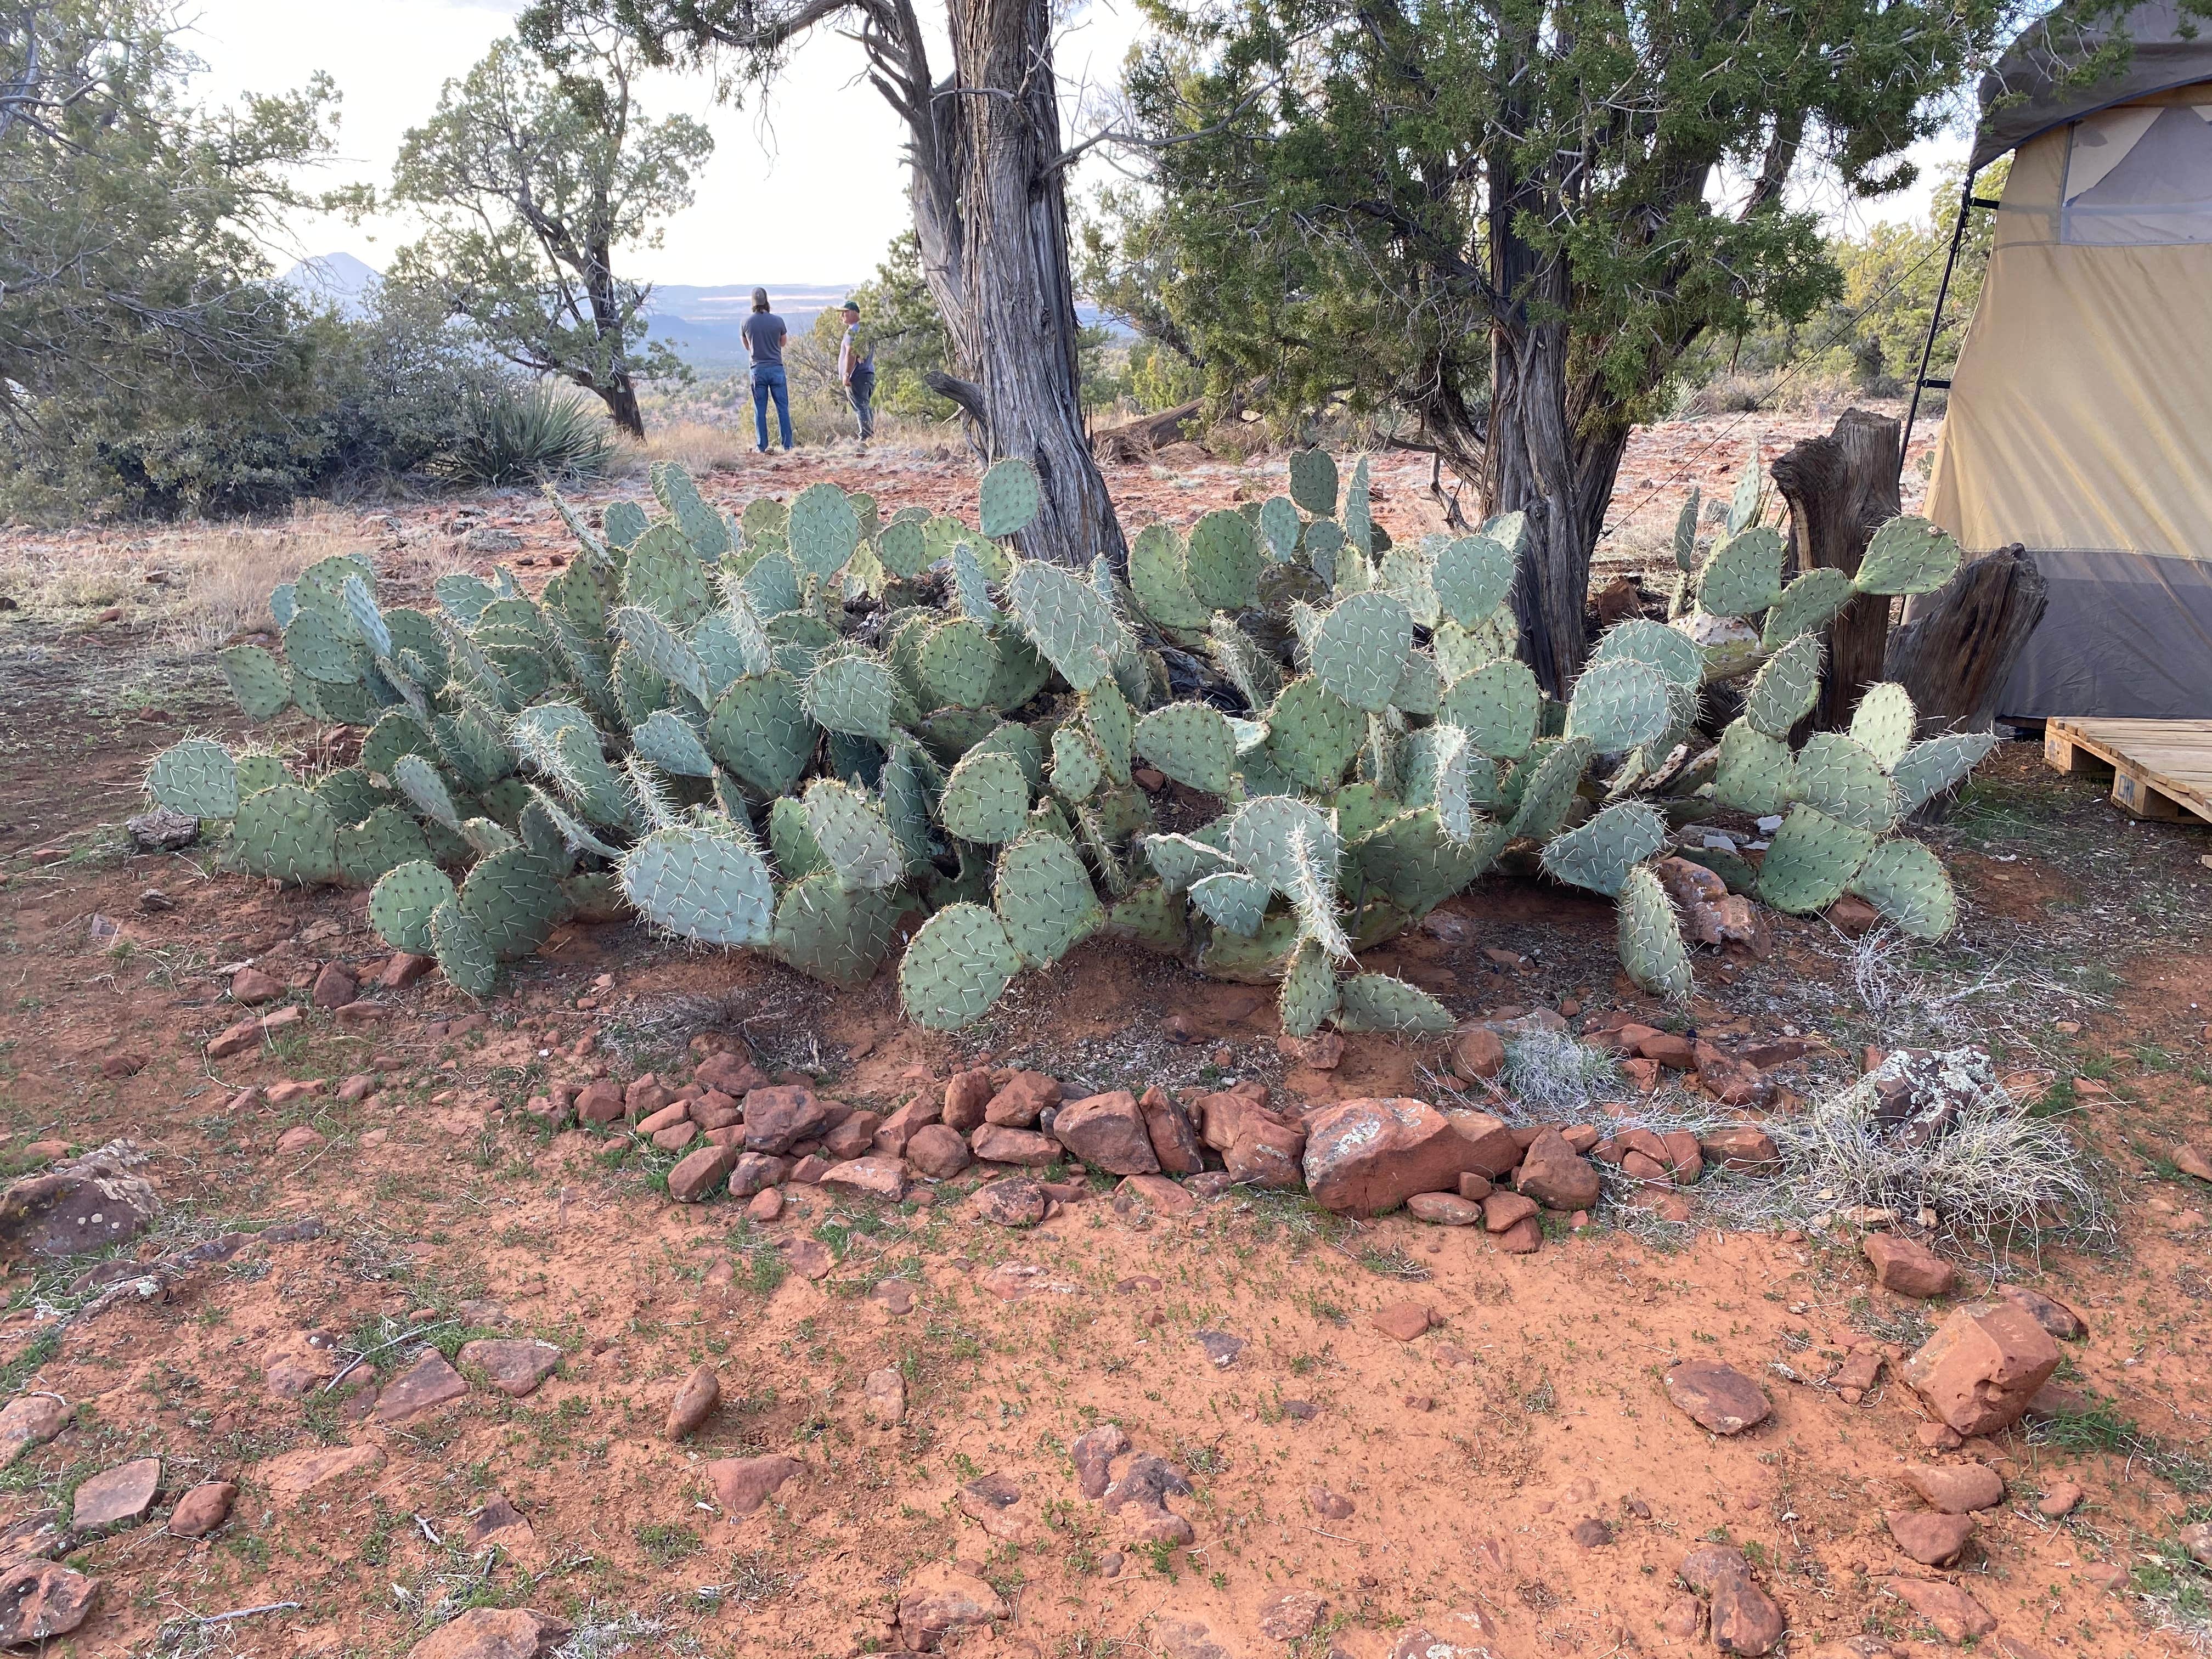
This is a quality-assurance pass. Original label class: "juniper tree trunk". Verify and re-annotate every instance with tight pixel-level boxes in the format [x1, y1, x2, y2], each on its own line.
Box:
[1885, 545, 2049, 735]
[1771, 408, 1901, 729]
[907, 0, 1126, 572]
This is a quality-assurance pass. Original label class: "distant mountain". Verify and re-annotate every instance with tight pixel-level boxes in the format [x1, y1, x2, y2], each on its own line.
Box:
[280, 252, 381, 318]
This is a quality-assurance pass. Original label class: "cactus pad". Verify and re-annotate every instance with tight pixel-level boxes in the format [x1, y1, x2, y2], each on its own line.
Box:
[1432, 533, 1516, 629]
[919, 619, 1000, 709]
[1891, 731, 1999, 814]
[1565, 656, 1670, 754]
[1307, 591, 1414, 714]
[616, 822, 776, 946]
[1334, 973, 1452, 1034]
[1848, 837, 1959, 939]
[787, 481, 861, 578]
[1263, 676, 1362, 792]
[1587, 618, 1703, 695]
[1756, 805, 1878, 913]
[229, 783, 340, 885]
[1276, 936, 1340, 1036]
[368, 860, 455, 952]
[995, 832, 1103, 966]
[1504, 736, 1594, 841]
[147, 737, 239, 820]
[1189, 870, 1270, 936]
[457, 847, 567, 960]
[1672, 486, 1702, 573]
[1049, 725, 1103, 801]
[622, 521, 712, 628]
[1181, 509, 1260, 612]
[1791, 731, 1898, 831]
[704, 672, 814, 797]
[876, 517, 929, 579]
[1539, 800, 1669, 896]
[1128, 523, 1212, 632]
[1288, 448, 1339, 516]
[429, 898, 499, 998]
[941, 747, 1031, 844]
[1259, 495, 1301, 562]
[337, 805, 432, 887]
[803, 778, 902, 891]
[1848, 682, 1917, 770]
[1697, 526, 1787, 618]
[804, 653, 898, 744]
[1617, 863, 1692, 1000]
[218, 645, 294, 720]
[1133, 702, 1235, 795]
[1743, 632, 1824, 737]
[1227, 795, 1339, 895]
[631, 708, 717, 777]
[1712, 722, 1796, 816]
[898, 901, 1023, 1029]
[1760, 567, 1855, 648]
[1143, 832, 1237, 893]
[1006, 557, 1120, 693]
[1855, 517, 1961, 596]
[978, 457, 1043, 538]
[1439, 659, 1540, 760]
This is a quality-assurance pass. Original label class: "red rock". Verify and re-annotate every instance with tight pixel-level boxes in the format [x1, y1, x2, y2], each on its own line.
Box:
[1696, 1043, 1773, 1107]
[167, 1480, 235, 1537]
[707, 1453, 803, 1515]
[665, 1365, 720, 1440]
[863, 1366, 906, 1426]
[1447, 1110, 1522, 1177]
[1635, 1030, 1696, 1069]
[1561, 1124, 1601, 1154]
[726, 1152, 788, 1197]
[904, 1124, 972, 1179]
[1070, 1424, 1130, 1498]
[1053, 1091, 1159, 1175]
[971, 1124, 1058, 1166]
[1450, 1027, 1505, 1082]
[1997, 1285, 2087, 1340]
[273, 1125, 322, 1156]
[667, 1144, 734, 1203]
[1864, 1233, 1955, 1299]
[1660, 1130, 1706, 1182]
[1700, 1126, 1781, 1171]
[984, 1070, 1060, 1127]
[636, 1101, 689, 1136]
[1307, 1485, 1354, 1520]
[1372, 1301, 1435, 1341]
[1304, 1097, 1482, 1216]
[1515, 1128, 1601, 1210]
[72, 1457, 161, 1528]
[1226, 1119, 1306, 1188]
[205, 1005, 301, 1058]
[1192, 1089, 1260, 1152]
[1879, 1577, 1994, 1643]
[99, 1051, 148, 1079]
[1407, 1192, 1482, 1226]
[379, 951, 434, 990]
[374, 1350, 469, 1424]
[0, 1561, 98, 1645]
[2036, 1480, 2083, 1517]
[229, 966, 284, 1005]
[1664, 1361, 1771, 1434]
[1903, 1302, 2061, 1436]
[1138, 1085, 1204, 1175]
[897, 1563, 1008, 1646]
[693, 1051, 768, 1097]
[1679, 1545, 1786, 1655]
[1113, 1174, 1197, 1217]
[1826, 893, 1882, 935]
[822, 1111, 881, 1159]
[973, 1178, 1048, 1227]
[743, 1085, 829, 1154]
[0, 1396, 71, 1464]
[1277, 1029, 1346, 1069]
[404, 1606, 571, 1659]
[623, 1075, 673, 1122]
[1495, 1216, 1542, 1253]
[311, 963, 358, 1009]
[1622, 1149, 1669, 1182]
[259, 1442, 383, 1496]
[747, 1188, 783, 1222]
[1886, 1509, 1976, 1566]
[1457, 1171, 1494, 1201]
[819, 1156, 908, 1202]
[1257, 1590, 1328, 1641]
[943, 1069, 996, 1132]
[786, 1153, 830, 1183]
[574, 1080, 624, 1125]
[871, 1097, 938, 1158]
[1906, 1463, 2004, 1513]
[1482, 1190, 1538, 1232]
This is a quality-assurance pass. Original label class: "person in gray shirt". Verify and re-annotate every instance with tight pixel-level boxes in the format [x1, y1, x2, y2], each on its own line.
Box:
[742, 288, 792, 452]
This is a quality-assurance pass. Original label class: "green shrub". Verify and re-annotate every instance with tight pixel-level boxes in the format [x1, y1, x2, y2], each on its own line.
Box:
[433, 380, 618, 487]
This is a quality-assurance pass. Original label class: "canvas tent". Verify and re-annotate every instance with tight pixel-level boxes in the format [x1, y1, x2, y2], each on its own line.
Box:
[1922, 2, 2212, 719]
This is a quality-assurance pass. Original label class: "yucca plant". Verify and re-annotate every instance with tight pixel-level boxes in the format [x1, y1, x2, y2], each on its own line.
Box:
[144, 446, 1994, 1026]
[435, 380, 619, 486]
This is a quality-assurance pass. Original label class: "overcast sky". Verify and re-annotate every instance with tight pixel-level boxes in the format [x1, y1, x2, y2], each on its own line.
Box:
[185, 0, 1962, 291]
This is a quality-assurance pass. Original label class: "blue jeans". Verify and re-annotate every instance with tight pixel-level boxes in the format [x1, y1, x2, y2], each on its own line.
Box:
[848, 368, 875, 439]
[751, 363, 792, 450]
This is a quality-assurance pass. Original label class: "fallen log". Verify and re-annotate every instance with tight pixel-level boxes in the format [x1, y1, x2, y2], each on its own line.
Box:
[1886, 545, 2049, 734]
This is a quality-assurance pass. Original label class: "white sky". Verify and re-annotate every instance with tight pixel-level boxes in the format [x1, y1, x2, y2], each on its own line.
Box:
[185, 0, 1150, 288]
[185, 0, 1963, 289]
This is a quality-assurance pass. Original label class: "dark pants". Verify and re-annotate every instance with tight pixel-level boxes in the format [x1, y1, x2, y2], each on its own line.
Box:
[848, 368, 875, 439]
[751, 363, 792, 450]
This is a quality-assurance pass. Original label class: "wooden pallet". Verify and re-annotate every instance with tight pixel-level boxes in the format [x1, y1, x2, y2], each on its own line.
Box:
[2044, 718, 2212, 825]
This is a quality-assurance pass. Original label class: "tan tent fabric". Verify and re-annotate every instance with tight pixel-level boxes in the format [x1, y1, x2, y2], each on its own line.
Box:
[1923, 91, 2212, 561]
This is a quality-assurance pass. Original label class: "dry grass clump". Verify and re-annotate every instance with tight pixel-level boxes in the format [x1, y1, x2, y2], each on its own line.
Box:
[1498, 1027, 1624, 1121]
[1768, 1046, 2112, 1247]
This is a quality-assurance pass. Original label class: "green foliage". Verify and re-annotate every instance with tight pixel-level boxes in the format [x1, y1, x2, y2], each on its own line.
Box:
[431, 381, 618, 486]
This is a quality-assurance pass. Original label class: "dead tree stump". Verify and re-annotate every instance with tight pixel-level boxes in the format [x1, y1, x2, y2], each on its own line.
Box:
[1885, 545, 2049, 733]
[1770, 409, 1901, 730]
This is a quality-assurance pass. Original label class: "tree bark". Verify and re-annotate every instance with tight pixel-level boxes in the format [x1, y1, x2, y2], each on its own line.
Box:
[1883, 545, 2048, 733]
[598, 376, 645, 438]
[1092, 399, 1201, 463]
[1769, 408, 1900, 729]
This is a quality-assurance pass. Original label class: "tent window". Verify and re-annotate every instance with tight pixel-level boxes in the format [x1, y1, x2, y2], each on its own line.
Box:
[2061, 104, 2212, 245]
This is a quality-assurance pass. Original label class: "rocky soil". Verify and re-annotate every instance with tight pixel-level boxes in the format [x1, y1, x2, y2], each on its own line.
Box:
[0, 428, 2209, 1659]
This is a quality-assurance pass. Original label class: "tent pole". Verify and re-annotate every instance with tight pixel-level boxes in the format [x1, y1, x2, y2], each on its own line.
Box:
[1899, 166, 1981, 484]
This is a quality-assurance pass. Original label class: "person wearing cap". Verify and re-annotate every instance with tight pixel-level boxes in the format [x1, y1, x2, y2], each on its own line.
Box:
[741, 287, 792, 453]
[837, 299, 875, 441]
